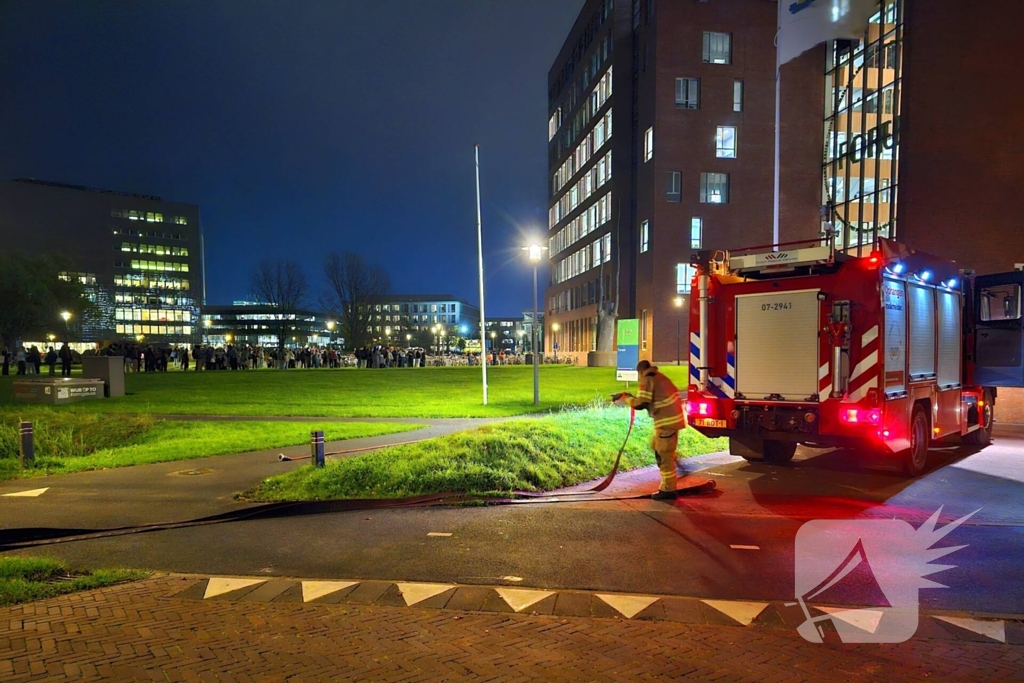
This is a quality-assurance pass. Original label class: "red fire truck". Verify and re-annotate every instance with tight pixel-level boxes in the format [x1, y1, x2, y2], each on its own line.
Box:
[686, 236, 1024, 476]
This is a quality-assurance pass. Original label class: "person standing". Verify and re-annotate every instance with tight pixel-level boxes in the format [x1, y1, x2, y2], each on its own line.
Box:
[45, 347, 58, 375]
[59, 343, 72, 377]
[1, 345, 9, 376]
[29, 346, 41, 374]
[613, 360, 687, 500]
[181, 346, 190, 371]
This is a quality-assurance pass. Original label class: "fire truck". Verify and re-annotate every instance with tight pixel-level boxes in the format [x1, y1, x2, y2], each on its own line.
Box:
[685, 236, 1024, 476]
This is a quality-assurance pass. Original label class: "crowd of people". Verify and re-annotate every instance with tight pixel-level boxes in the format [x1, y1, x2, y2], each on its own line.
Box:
[0, 344, 74, 376]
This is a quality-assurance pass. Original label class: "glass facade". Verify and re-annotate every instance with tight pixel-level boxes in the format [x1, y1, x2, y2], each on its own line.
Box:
[822, 0, 903, 255]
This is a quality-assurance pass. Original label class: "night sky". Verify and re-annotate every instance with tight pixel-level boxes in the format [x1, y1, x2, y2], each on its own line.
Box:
[0, 0, 583, 316]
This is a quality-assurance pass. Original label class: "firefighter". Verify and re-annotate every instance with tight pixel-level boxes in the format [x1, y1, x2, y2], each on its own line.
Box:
[613, 360, 686, 500]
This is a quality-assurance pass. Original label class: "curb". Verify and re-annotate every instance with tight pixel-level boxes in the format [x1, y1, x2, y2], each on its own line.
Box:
[165, 574, 1022, 645]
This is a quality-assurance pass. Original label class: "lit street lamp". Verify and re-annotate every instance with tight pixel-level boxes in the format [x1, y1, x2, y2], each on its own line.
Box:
[552, 322, 560, 362]
[674, 296, 684, 366]
[523, 242, 548, 404]
[60, 310, 71, 343]
[385, 326, 392, 345]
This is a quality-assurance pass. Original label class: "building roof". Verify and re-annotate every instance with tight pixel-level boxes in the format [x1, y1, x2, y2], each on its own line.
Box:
[13, 178, 163, 201]
[366, 294, 476, 305]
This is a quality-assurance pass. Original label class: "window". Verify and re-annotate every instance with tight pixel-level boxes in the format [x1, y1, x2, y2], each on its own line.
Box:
[675, 78, 699, 109]
[733, 80, 744, 112]
[640, 309, 648, 351]
[690, 218, 703, 249]
[640, 220, 650, 253]
[702, 32, 732, 64]
[175, 216, 188, 225]
[700, 173, 729, 203]
[980, 284, 1022, 322]
[667, 172, 681, 202]
[715, 126, 737, 158]
[644, 127, 654, 162]
[676, 264, 695, 294]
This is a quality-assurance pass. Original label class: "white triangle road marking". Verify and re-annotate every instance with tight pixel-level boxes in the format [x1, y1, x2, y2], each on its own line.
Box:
[301, 581, 359, 603]
[817, 606, 885, 634]
[203, 577, 265, 599]
[2, 487, 49, 497]
[702, 600, 769, 626]
[495, 588, 555, 613]
[397, 582, 454, 606]
[935, 616, 1006, 643]
[596, 593, 660, 619]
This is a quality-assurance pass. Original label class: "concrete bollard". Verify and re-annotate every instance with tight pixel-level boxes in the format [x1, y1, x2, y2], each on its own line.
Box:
[20, 421, 34, 467]
[311, 430, 325, 468]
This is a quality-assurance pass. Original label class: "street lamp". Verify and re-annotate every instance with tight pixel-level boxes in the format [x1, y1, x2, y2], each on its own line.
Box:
[60, 311, 71, 343]
[439, 328, 447, 354]
[385, 326, 391, 345]
[405, 333, 412, 347]
[552, 322, 560, 362]
[523, 242, 548, 404]
[674, 296, 684, 366]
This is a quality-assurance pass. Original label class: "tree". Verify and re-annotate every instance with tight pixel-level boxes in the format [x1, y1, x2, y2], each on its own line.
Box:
[321, 252, 390, 350]
[0, 252, 92, 349]
[249, 260, 310, 361]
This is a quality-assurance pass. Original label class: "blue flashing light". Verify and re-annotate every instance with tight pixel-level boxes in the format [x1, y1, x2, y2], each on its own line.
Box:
[946, 278, 959, 289]
[919, 270, 932, 282]
[893, 262, 905, 275]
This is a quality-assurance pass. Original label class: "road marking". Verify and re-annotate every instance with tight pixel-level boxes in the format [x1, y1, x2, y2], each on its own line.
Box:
[397, 582, 454, 606]
[596, 593, 660, 619]
[204, 578, 265, 599]
[496, 588, 555, 613]
[301, 581, 359, 603]
[500, 576, 524, 582]
[729, 544, 760, 550]
[426, 532, 452, 537]
[2, 487, 49, 497]
[817, 606, 884, 634]
[702, 600, 769, 626]
[934, 616, 1006, 643]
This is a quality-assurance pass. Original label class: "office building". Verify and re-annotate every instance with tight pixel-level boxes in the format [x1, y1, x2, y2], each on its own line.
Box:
[365, 294, 481, 339]
[0, 178, 204, 346]
[200, 303, 333, 348]
[545, 0, 822, 364]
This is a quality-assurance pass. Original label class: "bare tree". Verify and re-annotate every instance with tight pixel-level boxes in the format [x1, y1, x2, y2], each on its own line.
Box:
[250, 260, 310, 360]
[322, 252, 391, 349]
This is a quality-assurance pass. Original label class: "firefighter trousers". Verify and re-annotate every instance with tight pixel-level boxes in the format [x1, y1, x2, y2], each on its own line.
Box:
[652, 429, 679, 492]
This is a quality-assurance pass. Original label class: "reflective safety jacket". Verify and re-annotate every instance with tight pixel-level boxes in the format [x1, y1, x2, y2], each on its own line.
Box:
[624, 365, 686, 431]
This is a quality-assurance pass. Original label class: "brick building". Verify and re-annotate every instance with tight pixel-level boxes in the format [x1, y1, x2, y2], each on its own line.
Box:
[545, 0, 822, 364]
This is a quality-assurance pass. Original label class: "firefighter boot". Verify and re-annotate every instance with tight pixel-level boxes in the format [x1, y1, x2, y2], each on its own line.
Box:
[652, 430, 679, 499]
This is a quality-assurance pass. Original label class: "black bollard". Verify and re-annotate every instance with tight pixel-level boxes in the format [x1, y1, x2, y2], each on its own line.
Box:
[311, 430, 325, 468]
[20, 421, 34, 467]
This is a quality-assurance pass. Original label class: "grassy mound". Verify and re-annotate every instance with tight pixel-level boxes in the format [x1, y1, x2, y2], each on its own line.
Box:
[0, 556, 149, 606]
[246, 406, 727, 501]
[0, 411, 425, 480]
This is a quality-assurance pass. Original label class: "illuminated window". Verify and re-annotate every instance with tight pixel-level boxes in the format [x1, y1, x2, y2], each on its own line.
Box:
[690, 218, 703, 249]
[175, 216, 188, 225]
[667, 172, 681, 202]
[733, 80, 744, 112]
[716, 126, 737, 158]
[676, 264, 695, 294]
[675, 78, 699, 109]
[702, 32, 732, 64]
[640, 220, 650, 253]
[700, 173, 729, 204]
[644, 127, 654, 162]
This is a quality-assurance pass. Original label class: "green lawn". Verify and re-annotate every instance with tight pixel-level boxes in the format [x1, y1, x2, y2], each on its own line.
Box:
[0, 556, 149, 606]
[245, 405, 726, 501]
[0, 365, 692, 418]
[0, 412, 424, 481]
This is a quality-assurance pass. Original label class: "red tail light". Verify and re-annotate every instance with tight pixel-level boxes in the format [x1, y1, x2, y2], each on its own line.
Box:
[841, 407, 881, 425]
[686, 401, 712, 416]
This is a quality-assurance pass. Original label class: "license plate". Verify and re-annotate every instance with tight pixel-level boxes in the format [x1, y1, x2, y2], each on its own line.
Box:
[692, 418, 727, 429]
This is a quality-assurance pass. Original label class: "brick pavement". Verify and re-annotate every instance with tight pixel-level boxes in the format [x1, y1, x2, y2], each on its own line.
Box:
[2, 575, 1022, 682]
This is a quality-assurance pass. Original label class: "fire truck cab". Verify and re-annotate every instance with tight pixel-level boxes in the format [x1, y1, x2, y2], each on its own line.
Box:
[686, 236, 1024, 476]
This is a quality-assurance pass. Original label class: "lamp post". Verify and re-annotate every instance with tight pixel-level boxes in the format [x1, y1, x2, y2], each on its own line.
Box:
[440, 328, 447, 354]
[327, 320, 335, 347]
[406, 333, 411, 348]
[674, 296, 683, 366]
[60, 311, 71, 343]
[385, 327, 392, 346]
[523, 243, 548, 404]
[552, 322, 560, 362]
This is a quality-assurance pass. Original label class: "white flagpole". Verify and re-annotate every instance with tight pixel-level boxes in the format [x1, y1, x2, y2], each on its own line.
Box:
[474, 144, 488, 405]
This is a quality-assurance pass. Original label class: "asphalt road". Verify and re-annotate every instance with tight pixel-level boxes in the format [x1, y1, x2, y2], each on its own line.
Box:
[2, 421, 1022, 616]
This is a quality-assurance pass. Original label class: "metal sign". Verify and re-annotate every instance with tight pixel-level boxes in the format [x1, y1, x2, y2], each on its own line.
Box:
[616, 319, 639, 382]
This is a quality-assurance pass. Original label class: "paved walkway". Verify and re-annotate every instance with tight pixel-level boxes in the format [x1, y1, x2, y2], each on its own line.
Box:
[3, 575, 1022, 682]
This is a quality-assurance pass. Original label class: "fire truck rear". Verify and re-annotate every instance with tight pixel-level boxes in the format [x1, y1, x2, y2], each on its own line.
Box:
[686, 236, 1024, 476]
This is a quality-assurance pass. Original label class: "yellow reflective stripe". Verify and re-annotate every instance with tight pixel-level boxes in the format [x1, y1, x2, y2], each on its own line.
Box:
[653, 416, 685, 428]
[636, 393, 654, 402]
[653, 396, 677, 409]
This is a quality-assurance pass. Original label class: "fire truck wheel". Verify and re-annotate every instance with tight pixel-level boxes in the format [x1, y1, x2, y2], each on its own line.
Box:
[963, 391, 993, 447]
[904, 405, 930, 476]
[763, 440, 797, 466]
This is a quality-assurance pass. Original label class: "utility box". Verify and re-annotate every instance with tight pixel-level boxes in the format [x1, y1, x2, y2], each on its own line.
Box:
[13, 378, 105, 404]
[82, 355, 125, 397]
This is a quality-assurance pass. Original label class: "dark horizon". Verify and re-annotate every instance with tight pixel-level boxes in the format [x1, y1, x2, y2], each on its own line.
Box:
[0, 0, 584, 317]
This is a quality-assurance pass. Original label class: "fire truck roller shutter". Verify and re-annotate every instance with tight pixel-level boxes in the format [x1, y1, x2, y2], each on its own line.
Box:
[909, 284, 937, 379]
[937, 289, 962, 388]
[735, 289, 821, 401]
[883, 278, 907, 395]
